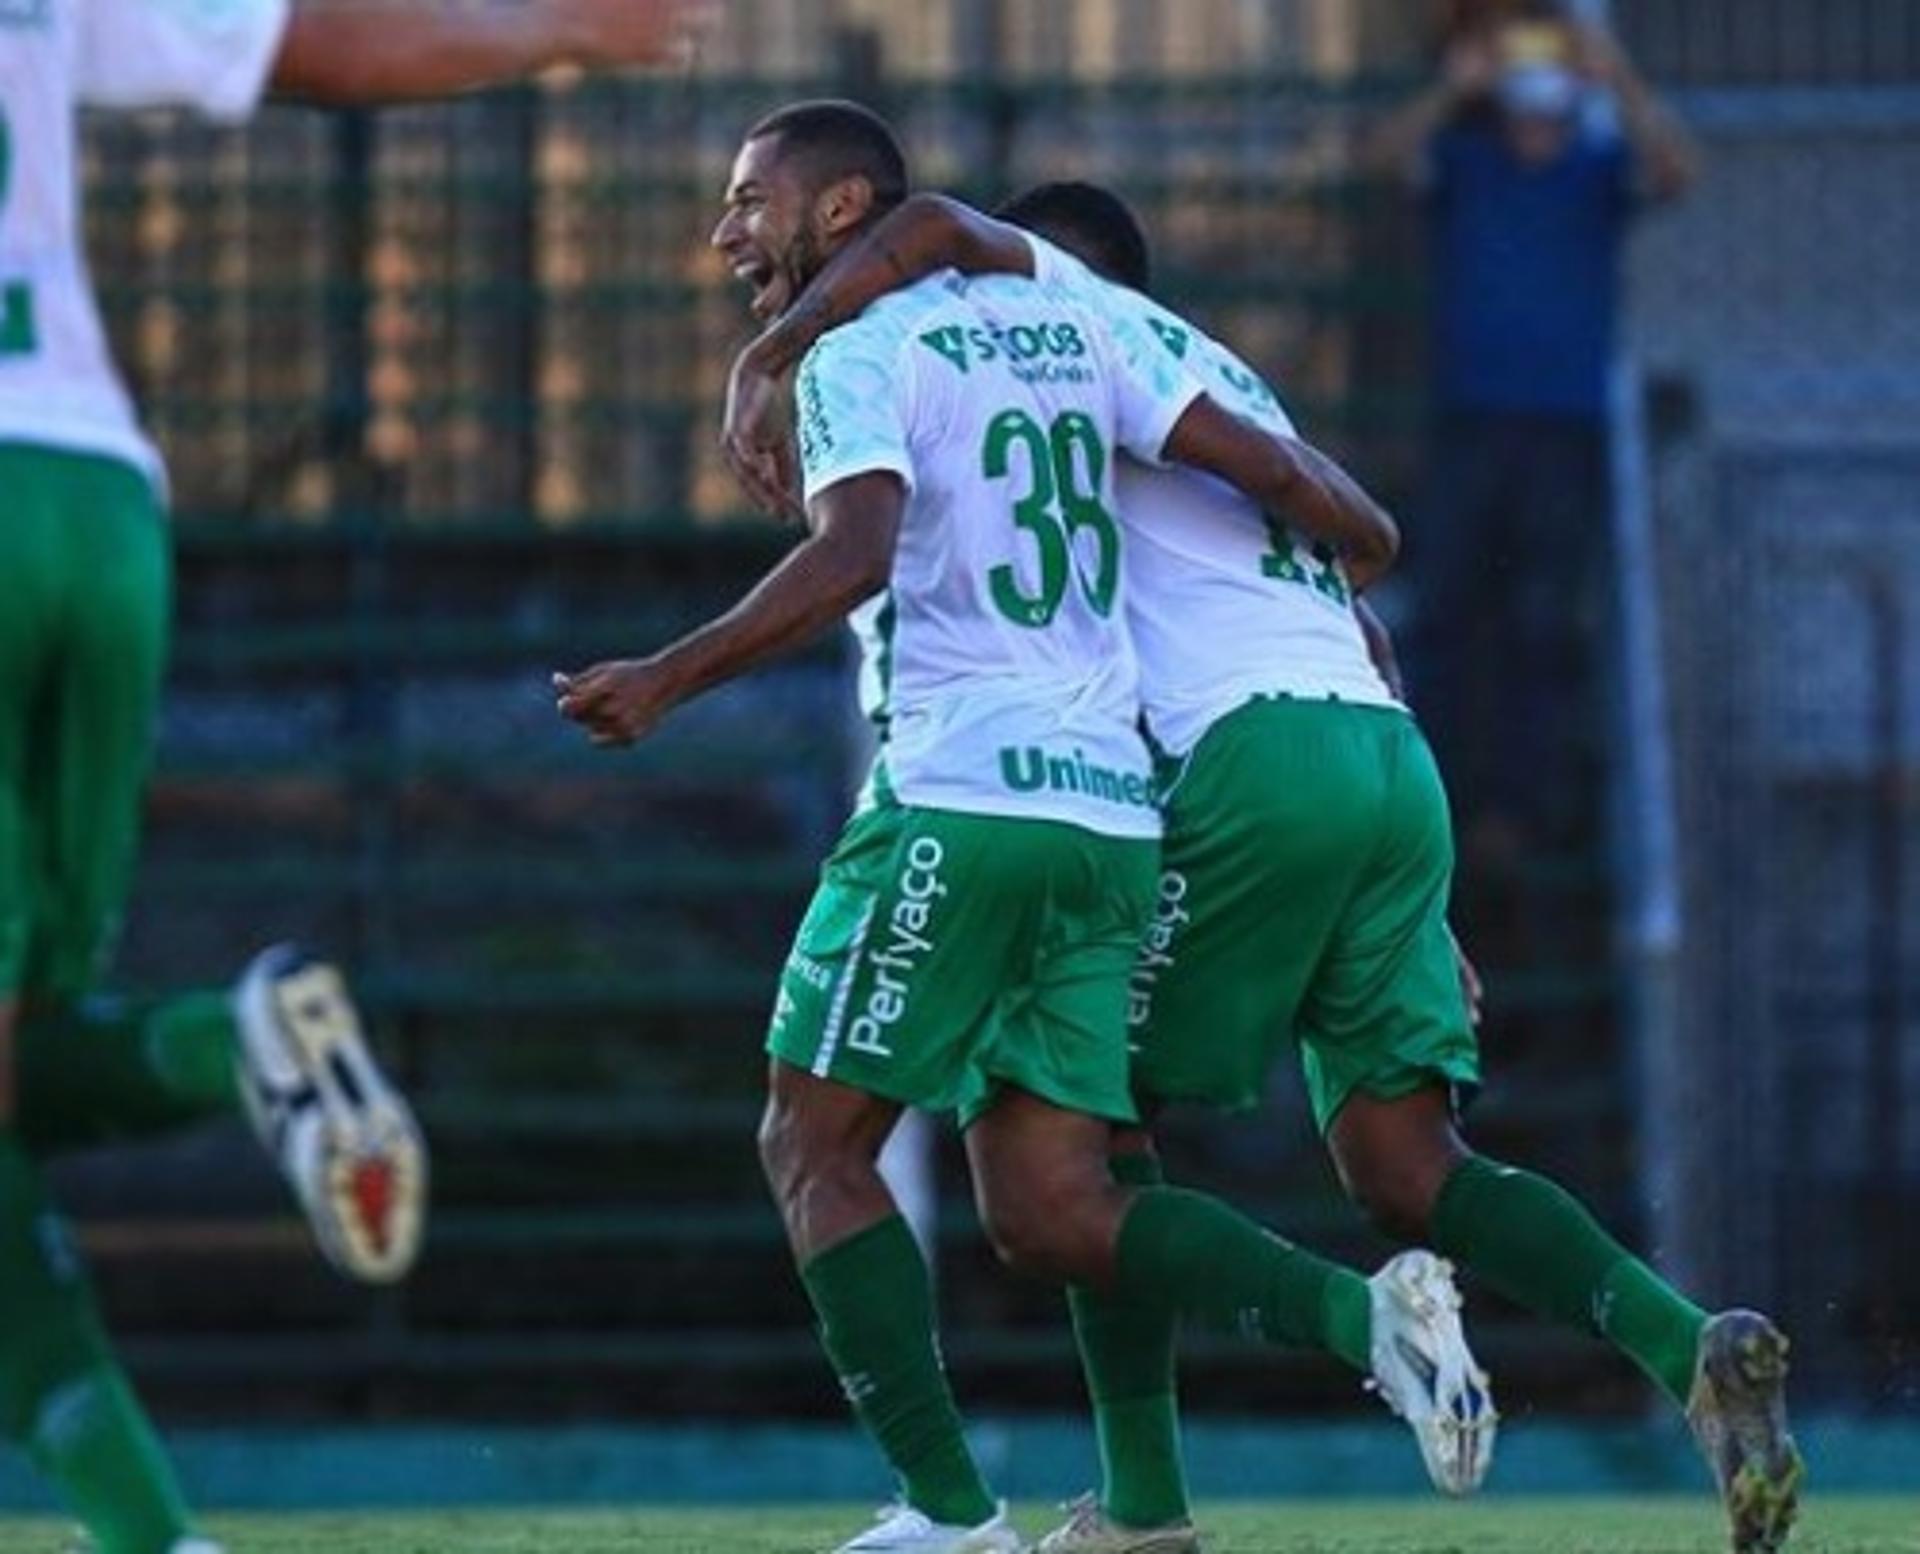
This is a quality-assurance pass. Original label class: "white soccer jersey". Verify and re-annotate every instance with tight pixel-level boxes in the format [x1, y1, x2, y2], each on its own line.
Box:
[1029, 236, 1400, 758]
[0, 0, 289, 484]
[797, 270, 1204, 841]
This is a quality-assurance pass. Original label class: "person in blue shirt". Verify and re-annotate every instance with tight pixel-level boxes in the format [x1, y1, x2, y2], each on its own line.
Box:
[1368, 5, 1696, 853]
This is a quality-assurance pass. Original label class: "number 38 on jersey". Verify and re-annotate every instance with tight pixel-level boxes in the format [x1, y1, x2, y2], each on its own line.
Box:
[982, 408, 1121, 629]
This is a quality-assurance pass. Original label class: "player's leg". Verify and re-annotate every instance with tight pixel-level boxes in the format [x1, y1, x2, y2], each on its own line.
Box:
[1039, 704, 1358, 1547]
[15, 992, 238, 1155]
[958, 813, 1377, 1381]
[1331, 1091, 1801, 1553]
[763, 806, 1024, 1550]
[8, 449, 424, 1277]
[1053, 1124, 1197, 1550]
[0, 1131, 200, 1554]
[0, 446, 205, 1553]
[1313, 714, 1797, 1548]
[967, 1086, 1376, 1376]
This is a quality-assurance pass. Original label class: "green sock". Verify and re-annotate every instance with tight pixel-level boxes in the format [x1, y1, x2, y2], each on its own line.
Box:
[1114, 1187, 1373, 1374]
[1430, 1155, 1707, 1405]
[800, 1215, 996, 1527]
[1069, 1154, 1190, 1529]
[0, 1131, 192, 1554]
[18, 992, 240, 1158]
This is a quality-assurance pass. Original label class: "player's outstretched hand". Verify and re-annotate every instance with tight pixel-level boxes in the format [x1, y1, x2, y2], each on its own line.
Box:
[553, 661, 677, 746]
[559, 0, 722, 72]
[722, 345, 806, 523]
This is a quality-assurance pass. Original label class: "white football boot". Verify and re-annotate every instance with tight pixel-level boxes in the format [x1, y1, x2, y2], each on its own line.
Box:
[1036, 1493, 1200, 1553]
[1366, 1250, 1497, 1495]
[234, 944, 428, 1283]
[829, 1501, 1024, 1553]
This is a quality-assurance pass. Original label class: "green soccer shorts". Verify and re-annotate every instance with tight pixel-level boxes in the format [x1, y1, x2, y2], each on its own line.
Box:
[1130, 695, 1480, 1131]
[768, 802, 1158, 1124]
[0, 443, 170, 1004]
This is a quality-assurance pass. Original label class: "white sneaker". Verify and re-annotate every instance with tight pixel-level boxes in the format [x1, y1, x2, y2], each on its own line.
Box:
[234, 944, 428, 1283]
[829, 1501, 1024, 1553]
[1366, 1249, 1497, 1495]
[1036, 1493, 1199, 1552]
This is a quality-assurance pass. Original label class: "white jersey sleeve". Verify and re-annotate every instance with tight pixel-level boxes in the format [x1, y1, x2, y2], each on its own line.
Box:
[1024, 232, 1200, 465]
[77, 0, 289, 120]
[795, 315, 922, 505]
[1095, 301, 1203, 467]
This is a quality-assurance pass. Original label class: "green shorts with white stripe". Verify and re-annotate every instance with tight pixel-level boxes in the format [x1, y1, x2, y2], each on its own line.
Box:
[766, 801, 1154, 1124]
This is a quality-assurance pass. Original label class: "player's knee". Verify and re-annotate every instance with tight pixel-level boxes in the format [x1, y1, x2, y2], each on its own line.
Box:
[1336, 1144, 1455, 1243]
[977, 1166, 1113, 1283]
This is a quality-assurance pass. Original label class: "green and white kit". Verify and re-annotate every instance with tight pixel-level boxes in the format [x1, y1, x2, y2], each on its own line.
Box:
[1, 0, 290, 481]
[1027, 235, 1479, 1128]
[1, 0, 288, 999]
[770, 268, 1201, 1118]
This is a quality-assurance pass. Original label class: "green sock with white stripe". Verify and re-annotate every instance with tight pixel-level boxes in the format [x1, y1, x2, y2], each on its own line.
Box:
[800, 1214, 997, 1527]
[1430, 1155, 1707, 1404]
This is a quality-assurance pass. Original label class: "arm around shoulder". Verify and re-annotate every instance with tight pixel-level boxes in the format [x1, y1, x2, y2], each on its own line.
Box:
[1162, 399, 1400, 590]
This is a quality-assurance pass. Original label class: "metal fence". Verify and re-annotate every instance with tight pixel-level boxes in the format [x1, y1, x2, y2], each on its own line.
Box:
[1626, 86, 1920, 1399]
[72, 18, 1920, 1422]
[71, 71, 1650, 1423]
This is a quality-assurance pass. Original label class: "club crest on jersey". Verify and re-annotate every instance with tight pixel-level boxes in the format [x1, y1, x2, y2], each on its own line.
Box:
[1148, 318, 1190, 359]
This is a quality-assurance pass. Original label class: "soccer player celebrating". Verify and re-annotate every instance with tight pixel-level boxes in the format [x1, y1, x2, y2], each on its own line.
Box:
[0, 3, 710, 1552]
[559, 101, 1492, 1554]
[719, 183, 1802, 1554]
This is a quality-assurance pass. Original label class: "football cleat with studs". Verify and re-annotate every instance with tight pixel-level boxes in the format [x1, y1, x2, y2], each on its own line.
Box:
[1365, 1250, 1498, 1496]
[828, 1502, 1023, 1553]
[234, 944, 427, 1284]
[1687, 1309, 1804, 1554]
[1036, 1493, 1200, 1553]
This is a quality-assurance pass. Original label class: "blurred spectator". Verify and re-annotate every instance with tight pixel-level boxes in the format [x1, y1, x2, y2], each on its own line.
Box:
[1367, 4, 1698, 855]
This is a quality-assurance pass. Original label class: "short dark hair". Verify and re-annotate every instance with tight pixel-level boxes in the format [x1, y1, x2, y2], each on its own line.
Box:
[745, 99, 910, 212]
[995, 181, 1152, 293]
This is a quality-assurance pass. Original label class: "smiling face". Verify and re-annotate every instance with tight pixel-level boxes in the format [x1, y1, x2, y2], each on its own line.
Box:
[711, 132, 823, 323]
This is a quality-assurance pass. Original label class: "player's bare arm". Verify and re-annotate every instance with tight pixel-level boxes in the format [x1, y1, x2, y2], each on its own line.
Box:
[555, 471, 902, 746]
[1353, 598, 1407, 702]
[724, 194, 1029, 514]
[1162, 400, 1400, 590]
[270, 0, 716, 106]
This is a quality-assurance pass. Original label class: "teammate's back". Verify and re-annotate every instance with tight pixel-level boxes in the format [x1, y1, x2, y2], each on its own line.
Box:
[1025, 235, 1398, 756]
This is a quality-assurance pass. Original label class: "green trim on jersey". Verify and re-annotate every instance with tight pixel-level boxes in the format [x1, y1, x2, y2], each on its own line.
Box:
[1128, 696, 1479, 1128]
[769, 802, 1155, 1123]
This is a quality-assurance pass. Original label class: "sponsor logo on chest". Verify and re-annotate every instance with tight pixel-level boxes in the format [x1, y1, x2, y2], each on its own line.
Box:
[918, 319, 1094, 386]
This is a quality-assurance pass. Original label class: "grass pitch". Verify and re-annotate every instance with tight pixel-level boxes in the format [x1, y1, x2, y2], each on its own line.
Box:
[0, 1500, 1911, 1553]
